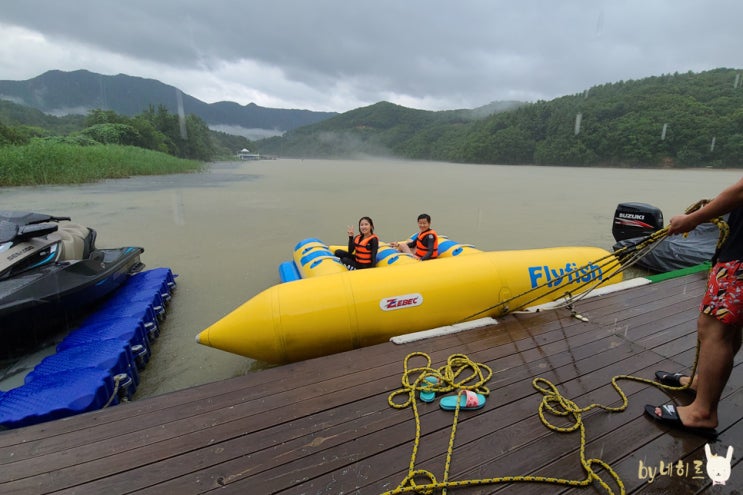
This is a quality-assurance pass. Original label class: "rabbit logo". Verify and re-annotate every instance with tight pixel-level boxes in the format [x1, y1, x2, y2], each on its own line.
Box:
[704, 443, 733, 485]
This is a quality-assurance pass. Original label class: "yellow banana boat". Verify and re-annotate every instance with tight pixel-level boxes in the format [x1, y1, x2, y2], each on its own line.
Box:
[196, 238, 622, 364]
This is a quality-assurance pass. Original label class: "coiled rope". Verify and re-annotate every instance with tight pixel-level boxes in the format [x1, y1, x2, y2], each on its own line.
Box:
[382, 200, 723, 495]
[383, 347, 701, 495]
[385, 353, 492, 495]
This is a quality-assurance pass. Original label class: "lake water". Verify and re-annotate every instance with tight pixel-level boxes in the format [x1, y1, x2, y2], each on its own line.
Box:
[1, 159, 740, 397]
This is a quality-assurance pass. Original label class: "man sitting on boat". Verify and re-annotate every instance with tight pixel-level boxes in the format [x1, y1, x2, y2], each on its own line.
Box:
[334, 216, 379, 270]
[391, 213, 439, 260]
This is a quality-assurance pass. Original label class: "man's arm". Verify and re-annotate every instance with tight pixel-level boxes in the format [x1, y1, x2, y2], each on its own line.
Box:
[669, 177, 743, 234]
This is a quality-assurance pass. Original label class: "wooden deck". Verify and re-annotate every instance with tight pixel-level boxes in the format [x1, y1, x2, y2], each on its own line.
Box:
[0, 272, 741, 494]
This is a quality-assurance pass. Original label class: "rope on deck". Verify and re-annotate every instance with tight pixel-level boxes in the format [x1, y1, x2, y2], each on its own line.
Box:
[383, 347, 701, 495]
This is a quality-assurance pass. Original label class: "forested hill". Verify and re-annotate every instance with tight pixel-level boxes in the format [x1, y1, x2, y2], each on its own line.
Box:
[258, 68, 743, 168]
[0, 70, 336, 134]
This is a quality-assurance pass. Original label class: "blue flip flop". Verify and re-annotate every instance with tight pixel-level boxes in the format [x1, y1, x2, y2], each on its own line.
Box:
[439, 390, 486, 411]
[419, 376, 439, 403]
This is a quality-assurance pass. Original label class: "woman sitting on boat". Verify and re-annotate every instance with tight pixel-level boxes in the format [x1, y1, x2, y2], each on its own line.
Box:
[334, 216, 379, 270]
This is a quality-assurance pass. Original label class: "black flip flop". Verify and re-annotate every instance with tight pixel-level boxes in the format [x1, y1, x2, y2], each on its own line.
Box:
[654, 370, 695, 394]
[644, 404, 717, 438]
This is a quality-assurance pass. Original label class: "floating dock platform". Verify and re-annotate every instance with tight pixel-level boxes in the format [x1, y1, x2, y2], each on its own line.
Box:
[0, 268, 176, 429]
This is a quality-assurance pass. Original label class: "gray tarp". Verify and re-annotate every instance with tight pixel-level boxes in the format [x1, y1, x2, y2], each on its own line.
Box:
[613, 221, 723, 273]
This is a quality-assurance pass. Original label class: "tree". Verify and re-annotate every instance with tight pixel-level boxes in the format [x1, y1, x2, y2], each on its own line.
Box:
[80, 123, 142, 146]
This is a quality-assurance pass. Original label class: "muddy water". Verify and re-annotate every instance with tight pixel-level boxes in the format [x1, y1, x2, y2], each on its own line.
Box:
[1, 159, 739, 397]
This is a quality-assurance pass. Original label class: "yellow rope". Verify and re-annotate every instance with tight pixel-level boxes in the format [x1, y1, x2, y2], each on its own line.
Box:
[386, 353, 492, 495]
[383, 347, 701, 495]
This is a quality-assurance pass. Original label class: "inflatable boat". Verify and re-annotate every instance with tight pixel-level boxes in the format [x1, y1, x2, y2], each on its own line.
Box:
[197, 237, 622, 364]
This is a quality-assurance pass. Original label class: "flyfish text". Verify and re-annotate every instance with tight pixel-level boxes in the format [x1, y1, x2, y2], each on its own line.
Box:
[528, 262, 603, 288]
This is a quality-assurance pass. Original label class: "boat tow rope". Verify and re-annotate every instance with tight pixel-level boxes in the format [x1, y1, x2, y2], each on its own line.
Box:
[461, 199, 729, 324]
[102, 373, 131, 408]
[383, 345, 701, 495]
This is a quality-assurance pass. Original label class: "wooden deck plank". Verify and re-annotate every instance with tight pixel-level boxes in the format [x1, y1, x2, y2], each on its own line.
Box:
[0, 271, 740, 494]
[272, 349, 702, 495]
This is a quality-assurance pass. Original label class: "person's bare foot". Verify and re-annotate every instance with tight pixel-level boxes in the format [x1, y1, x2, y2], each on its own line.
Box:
[664, 404, 718, 429]
[645, 404, 718, 437]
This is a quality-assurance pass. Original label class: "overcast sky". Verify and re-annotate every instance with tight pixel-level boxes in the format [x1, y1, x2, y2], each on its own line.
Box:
[1, 1, 742, 113]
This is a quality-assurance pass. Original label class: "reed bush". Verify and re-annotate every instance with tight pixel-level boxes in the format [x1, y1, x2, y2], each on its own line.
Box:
[0, 140, 205, 186]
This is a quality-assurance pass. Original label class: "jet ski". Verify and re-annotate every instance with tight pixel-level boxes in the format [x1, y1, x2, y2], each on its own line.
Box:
[0, 211, 144, 354]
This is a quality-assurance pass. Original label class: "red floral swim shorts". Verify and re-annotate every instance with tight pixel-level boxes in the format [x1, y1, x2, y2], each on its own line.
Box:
[700, 260, 743, 326]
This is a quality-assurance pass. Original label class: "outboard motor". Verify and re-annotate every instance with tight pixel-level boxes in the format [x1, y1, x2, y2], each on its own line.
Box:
[612, 202, 664, 242]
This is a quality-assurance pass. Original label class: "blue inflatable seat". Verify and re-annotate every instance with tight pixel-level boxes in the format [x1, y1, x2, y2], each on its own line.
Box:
[294, 238, 326, 253]
[299, 248, 335, 266]
[437, 239, 472, 256]
[279, 261, 301, 282]
[438, 239, 456, 255]
[26, 338, 140, 397]
[0, 367, 120, 429]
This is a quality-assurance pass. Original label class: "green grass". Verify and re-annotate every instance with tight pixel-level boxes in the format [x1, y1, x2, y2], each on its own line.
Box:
[0, 140, 205, 186]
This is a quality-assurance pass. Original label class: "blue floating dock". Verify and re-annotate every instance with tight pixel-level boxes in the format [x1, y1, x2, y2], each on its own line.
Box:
[27, 338, 141, 395]
[0, 368, 119, 428]
[0, 267, 177, 430]
[59, 313, 154, 367]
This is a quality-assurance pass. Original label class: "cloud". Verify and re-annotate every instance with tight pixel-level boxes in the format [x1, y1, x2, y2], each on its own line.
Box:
[1, 1, 742, 112]
[208, 124, 283, 141]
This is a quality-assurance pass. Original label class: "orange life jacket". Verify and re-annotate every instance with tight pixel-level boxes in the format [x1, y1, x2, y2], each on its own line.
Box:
[415, 229, 438, 259]
[354, 234, 378, 265]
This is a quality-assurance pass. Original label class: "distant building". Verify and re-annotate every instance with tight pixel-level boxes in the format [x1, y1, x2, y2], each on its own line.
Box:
[237, 148, 261, 160]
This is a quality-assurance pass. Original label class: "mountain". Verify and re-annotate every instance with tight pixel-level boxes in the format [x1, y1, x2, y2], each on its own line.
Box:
[257, 100, 523, 158]
[0, 70, 337, 140]
[259, 68, 743, 168]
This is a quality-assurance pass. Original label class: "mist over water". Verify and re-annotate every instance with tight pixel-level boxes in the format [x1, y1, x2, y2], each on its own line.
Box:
[1, 159, 739, 398]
